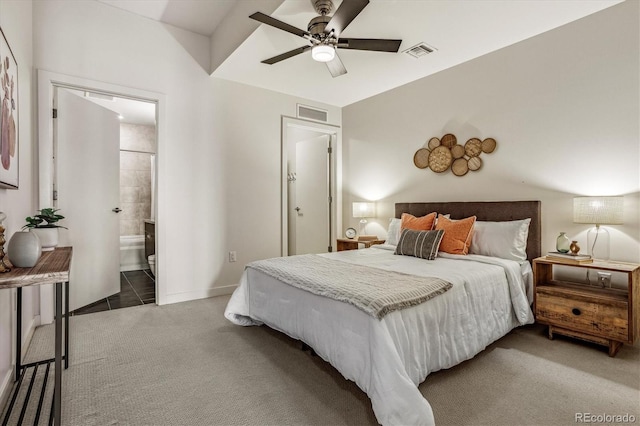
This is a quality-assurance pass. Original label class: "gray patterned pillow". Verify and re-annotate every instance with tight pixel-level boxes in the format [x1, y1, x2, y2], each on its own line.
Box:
[394, 229, 445, 260]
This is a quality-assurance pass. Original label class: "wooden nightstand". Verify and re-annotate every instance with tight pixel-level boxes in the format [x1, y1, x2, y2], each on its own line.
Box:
[533, 256, 640, 357]
[336, 238, 385, 251]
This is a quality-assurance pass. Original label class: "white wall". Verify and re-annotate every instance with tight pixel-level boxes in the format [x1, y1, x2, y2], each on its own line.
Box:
[0, 0, 37, 406]
[342, 1, 639, 263]
[210, 79, 340, 289]
[33, 0, 340, 305]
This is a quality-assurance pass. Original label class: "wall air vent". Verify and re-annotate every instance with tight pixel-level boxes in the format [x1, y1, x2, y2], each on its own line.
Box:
[403, 43, 437, 59]
[297, 104, 328, 123]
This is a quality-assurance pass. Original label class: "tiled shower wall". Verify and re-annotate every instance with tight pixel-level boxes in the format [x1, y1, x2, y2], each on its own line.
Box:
[120, 123, 156, 236]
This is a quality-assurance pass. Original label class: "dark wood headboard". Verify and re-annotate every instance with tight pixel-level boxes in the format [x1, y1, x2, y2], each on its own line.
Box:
[395, 201, 542, 263]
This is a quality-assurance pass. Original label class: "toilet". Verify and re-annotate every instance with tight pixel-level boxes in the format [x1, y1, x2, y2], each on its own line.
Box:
[147, 254, 156, 276]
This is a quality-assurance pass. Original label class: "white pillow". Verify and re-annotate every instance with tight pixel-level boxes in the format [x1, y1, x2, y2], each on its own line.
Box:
[386, 218, 402, 246]
[469, 218, 531, 261]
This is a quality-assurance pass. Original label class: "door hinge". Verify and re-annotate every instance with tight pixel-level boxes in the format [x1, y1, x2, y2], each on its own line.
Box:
[52, 108, 58, 119]
[53, 190, 58, 201]
[328, 245, 333, 253]
[328, 195, 332, 203]
[328, 147, 332, 154]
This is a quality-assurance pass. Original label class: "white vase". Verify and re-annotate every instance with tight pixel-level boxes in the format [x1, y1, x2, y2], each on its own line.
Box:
[31, 227, 59, 251]
[8, 231, 42, 267]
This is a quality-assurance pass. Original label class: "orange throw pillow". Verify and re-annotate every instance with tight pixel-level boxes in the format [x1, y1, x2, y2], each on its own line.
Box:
[435, 215, 477, 255]
[401, 212, 437, 231]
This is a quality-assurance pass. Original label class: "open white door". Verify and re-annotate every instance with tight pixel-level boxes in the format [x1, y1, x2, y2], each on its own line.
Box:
[294, 135, 331, 254]
[56, 88, 120, 311]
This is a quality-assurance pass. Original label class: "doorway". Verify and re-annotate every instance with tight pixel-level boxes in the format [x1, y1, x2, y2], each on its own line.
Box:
[61, 89, 157, 314]
[281, 117, 342, 257]
[288, 132, 330, 255]
[37, 70, 165, 324]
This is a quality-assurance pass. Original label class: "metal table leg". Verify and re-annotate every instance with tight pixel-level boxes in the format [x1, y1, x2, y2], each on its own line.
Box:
[65, 281, 69, 369]
[15, 287, 21, 382]
[54, 282, 62, 426]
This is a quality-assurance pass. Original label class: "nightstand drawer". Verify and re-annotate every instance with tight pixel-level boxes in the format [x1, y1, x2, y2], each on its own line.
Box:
[536, 293, 629, 342]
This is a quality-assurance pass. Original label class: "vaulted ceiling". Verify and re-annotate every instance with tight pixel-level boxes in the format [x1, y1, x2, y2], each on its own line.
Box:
[97, 0, 623, 107]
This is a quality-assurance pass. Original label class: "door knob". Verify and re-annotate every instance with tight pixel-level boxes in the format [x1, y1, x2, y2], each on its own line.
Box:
[295, 207, 301, 212]
[112, 207, 122, 213]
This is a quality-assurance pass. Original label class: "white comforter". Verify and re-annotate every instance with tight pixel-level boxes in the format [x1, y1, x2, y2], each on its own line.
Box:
[225, 246, 534, 425]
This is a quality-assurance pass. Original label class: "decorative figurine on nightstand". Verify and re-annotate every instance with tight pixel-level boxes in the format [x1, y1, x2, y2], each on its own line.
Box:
[0, 212, 12, 273]
[556, 232, 570, 253]
[570, 240, 580, 255]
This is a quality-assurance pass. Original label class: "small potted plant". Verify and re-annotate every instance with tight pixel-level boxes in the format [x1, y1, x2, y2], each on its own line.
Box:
[22, 208, 67, 251]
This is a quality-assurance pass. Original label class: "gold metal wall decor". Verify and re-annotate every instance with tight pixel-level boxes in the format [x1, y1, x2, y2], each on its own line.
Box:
[413, 133, 497, 177]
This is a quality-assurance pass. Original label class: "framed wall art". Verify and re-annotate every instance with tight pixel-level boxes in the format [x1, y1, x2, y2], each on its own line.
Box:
[0, 26, 18, 189]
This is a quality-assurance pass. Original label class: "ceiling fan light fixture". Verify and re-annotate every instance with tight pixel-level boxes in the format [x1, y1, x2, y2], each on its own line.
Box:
[311, 45, 335, 62]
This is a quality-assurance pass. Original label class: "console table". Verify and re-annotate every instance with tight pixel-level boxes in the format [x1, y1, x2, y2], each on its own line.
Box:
[0, 246, 72, 426]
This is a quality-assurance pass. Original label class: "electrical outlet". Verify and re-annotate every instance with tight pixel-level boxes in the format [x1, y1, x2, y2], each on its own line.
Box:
[228, 251, 237, 262]
[597, 272, 611, 288]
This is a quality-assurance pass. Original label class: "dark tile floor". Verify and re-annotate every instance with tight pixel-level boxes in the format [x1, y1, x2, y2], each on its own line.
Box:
[71, 269, 155, 316]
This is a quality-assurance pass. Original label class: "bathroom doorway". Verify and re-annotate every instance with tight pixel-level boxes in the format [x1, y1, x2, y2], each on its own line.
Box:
[73, 91, 157, 314]
[38, 70, 165, 323]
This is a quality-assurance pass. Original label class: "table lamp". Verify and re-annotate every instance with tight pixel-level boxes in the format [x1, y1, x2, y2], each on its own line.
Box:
[573, 196, 623, 260]
[352, 202, 376, 237]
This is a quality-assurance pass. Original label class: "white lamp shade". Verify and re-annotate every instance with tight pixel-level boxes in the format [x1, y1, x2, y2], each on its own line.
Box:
[573, 197, 623, 225]
[311, 45, 335, 62]
[353, 202, 375, 218]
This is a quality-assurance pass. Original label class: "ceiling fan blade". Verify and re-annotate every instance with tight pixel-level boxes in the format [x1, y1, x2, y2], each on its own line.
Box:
[337, 38, 402, 52]
[325, 0, 369, 37]
[262, 46, 311, 65]
[250, 12, 310, 38]
[325, 52, 347, 78]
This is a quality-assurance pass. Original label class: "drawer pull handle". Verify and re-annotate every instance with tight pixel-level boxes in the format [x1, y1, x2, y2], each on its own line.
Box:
[572, 308, 581, 316]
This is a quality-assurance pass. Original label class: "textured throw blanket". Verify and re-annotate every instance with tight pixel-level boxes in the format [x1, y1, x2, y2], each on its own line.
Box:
[247, 254, 452, 319]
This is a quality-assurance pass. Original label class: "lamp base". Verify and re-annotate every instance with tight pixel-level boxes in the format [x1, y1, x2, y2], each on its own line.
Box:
[587, 225, 610, 260]
[359, 219, 367, 236]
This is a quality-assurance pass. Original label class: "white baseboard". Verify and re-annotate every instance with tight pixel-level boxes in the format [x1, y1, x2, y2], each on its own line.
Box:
[160, 284, 237, 305]
[0, 368, 13, 416]
[21, 315, 40, 357]
[0, 314, 39, 412]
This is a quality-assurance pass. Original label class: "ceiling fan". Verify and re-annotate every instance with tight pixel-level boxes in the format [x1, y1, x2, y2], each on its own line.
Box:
[250, 0, 402, 78]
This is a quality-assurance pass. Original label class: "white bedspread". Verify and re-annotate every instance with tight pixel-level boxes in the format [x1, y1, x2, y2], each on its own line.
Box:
[225, 247, 534, 425]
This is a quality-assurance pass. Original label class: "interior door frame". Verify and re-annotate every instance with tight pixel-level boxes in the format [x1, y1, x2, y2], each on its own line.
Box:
[281, 116, 342, 257]
[37, 70, 166, 323]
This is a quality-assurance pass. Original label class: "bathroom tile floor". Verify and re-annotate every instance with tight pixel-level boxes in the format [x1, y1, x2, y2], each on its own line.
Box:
[71, 269, 155, 316]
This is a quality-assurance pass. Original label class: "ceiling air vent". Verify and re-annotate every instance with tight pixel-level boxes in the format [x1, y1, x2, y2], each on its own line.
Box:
[403, 43, 437, 59]
[297, 104, 328, 123]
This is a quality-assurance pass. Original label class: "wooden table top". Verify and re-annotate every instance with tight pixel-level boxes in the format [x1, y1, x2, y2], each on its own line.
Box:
[0, 247, 72, 289]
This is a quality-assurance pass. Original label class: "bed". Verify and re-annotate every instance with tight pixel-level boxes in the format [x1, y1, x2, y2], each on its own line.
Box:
[225, 201, 541, 425]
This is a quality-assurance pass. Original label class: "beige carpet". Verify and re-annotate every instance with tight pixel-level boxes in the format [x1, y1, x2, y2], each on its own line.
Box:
[3, 295, 638, 425]
[422, 326, 639, 425]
